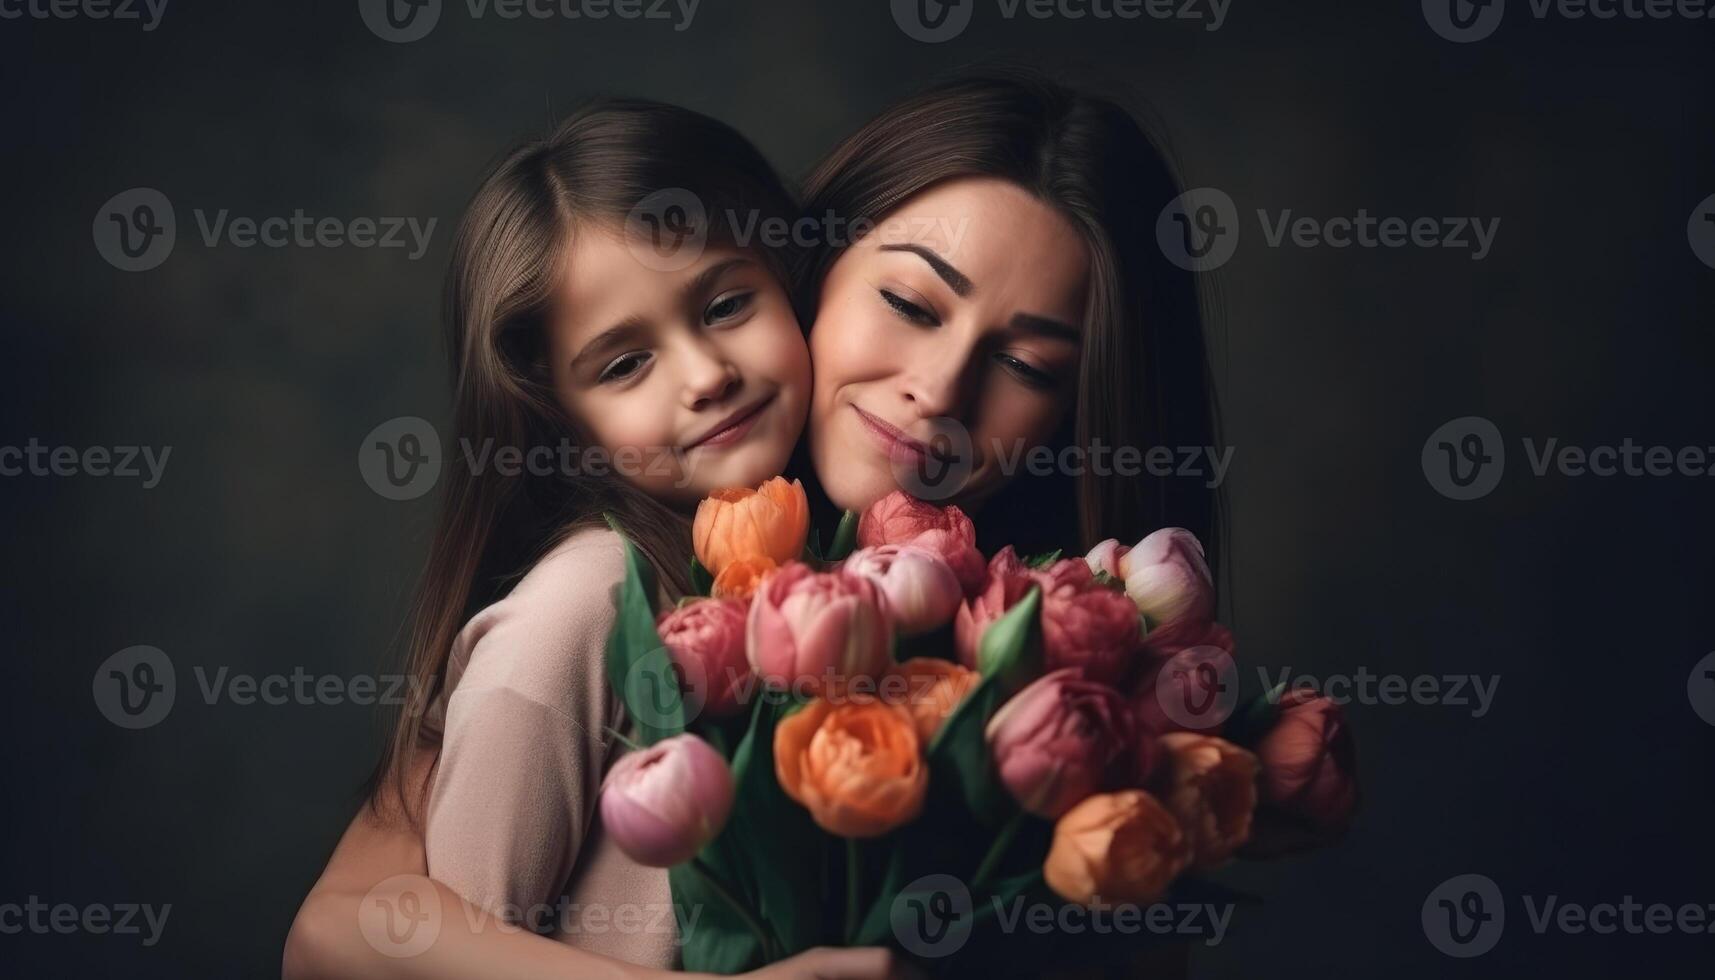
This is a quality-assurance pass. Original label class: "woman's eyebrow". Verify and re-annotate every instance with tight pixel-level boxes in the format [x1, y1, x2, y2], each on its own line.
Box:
[1009, 312, 1081, 343]
[879, 243, 973, 297]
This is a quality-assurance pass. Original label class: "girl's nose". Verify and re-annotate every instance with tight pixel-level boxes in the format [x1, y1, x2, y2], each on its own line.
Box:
[682, 341, 741, 410]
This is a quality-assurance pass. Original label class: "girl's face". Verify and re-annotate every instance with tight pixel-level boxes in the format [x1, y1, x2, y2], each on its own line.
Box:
[807, 177, 1090, 513]
[547, 226, 810, 509]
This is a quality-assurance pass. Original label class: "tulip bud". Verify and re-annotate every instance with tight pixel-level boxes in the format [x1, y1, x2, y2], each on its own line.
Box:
[746, 562, 893, 695]
[773, 695, 927, 837]
[887, 657, 980, 746]
[1043, 790, 1190, 907]
[1122, 528, 1213, 628]
[1155, 733, 1258, 870]
[656, 599, 751, 720]
[844, 545, 963, 636]
[985, 668, 1134, 819]
[856, 491, 986, 595]
[692, 476, 809, 576]
[1254, 688, 1358, 836]
[599, 734, 734, 868]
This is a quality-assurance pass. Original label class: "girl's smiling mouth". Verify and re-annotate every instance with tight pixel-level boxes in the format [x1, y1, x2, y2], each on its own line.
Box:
[687, 392, 776, 450]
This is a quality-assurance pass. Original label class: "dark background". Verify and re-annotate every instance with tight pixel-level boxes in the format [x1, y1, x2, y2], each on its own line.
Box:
[2, 0, 1712, 976]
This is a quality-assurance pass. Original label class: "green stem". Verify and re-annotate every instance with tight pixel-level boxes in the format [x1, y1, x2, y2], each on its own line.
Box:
[844, 837, 862, 944]
[970, 809, 1027, 895]
[689, 856, 777, 962]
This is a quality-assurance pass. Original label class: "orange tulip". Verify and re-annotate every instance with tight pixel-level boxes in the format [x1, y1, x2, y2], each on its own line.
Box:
[773, 696, 927, 838]
[1155, 733, 1258, 869]
[693, 476, 809, 576]
[710, 555, 776, 602]
[1043, 789, 1190, 906]
[886, 657, 980, 746]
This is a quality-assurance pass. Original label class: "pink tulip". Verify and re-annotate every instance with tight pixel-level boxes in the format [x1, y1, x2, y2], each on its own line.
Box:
[1084, 538, 1130, 580]
[599, 734, 734, 868]
[1134, 641, 1237, 736]
[746, 562, 893, 695]
[843, 545, 963, 636]
[985, 668, 1134, 819]
[856, 491, 986, 596]
[1254, 688, 1358, 834]
[656, 598, 751, 720]
[955, 548, 1142, 686]
[1120, 528, 1213, 628]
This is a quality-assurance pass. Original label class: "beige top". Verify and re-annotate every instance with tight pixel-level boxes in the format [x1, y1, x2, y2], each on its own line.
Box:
[423, 526, 678, 969]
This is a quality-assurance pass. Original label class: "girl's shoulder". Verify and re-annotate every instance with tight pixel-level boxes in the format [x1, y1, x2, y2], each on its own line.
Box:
[442, 525, 634, 708]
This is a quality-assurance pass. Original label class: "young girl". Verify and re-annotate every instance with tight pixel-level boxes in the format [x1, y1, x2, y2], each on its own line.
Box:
[324, 99, 908, 977]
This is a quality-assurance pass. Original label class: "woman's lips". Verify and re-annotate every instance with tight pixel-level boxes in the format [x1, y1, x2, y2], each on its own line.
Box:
[688, 393, 774, 450]
[852, 404, 945, 467]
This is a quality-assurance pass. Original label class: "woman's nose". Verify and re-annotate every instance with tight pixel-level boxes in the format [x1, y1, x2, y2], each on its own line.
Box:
[899, 339, 976, 422]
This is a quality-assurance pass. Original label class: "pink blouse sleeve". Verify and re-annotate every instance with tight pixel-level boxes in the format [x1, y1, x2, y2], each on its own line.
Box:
[423, 528, 630, 924]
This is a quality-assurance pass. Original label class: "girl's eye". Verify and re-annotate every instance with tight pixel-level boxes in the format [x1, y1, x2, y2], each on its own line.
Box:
[705, 291, 754, 324]
[997, 353, 1056, 390]
[879, 289, 939, 327]
[599, 352, 651, 384]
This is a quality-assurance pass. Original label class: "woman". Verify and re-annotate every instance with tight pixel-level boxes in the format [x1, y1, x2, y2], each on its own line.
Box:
[284, 66, 1221, 980]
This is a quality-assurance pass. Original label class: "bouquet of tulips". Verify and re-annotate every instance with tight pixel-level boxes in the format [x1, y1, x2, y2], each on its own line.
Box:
[597, 478, 1359, 974]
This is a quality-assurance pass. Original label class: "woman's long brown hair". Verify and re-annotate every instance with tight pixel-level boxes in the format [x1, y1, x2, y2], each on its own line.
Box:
[795, 66, 1226, 567]
[368, 99, 799, 819]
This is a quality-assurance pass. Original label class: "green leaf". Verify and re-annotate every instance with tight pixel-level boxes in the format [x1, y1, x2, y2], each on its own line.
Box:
[1024, 548, 1062, 569]
[1091, 568, 1124, 591]
[806, 526, 824, 562]
[826, 510, 859, 561]
[688, 556, 714, 596]
[975, 585, 1042, 695]
[603, 515, 684, 745]
[669, 863, 765, 973]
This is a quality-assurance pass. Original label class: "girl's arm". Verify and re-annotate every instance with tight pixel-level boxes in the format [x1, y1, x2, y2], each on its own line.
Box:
[280, 751, 922, 980]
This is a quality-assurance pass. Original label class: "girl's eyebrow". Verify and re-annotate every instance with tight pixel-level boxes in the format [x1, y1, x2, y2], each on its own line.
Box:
[879, 243, 973, 297]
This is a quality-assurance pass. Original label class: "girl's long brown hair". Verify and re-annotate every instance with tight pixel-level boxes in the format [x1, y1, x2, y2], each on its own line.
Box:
[369, 99, 799, 818]
[795, 66, 1225, 567]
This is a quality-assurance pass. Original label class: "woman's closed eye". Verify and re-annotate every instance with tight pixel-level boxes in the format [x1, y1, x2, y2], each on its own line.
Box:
[878, 288, 940, 327]
[996, 351, 1057, 390]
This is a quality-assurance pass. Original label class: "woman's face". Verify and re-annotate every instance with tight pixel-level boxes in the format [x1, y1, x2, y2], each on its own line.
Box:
[808, 177, 1089, 513]
[547, 225, 811, 509]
